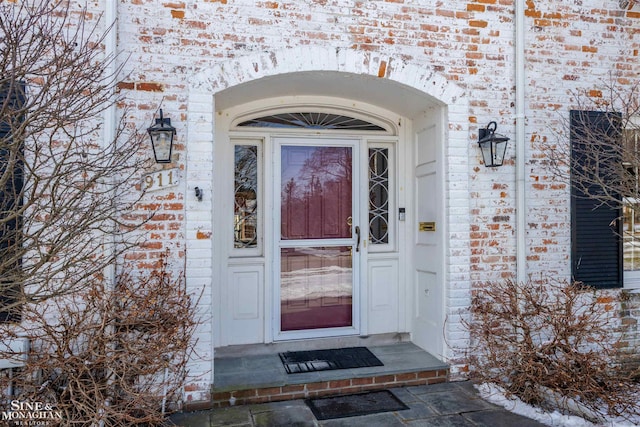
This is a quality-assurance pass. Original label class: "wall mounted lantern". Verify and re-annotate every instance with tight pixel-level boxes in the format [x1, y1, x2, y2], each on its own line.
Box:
[477, 121, 510, 167]
[147, 109, 176, 163]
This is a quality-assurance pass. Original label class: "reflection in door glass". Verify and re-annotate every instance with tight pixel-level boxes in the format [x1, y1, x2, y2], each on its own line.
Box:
[234, 145, 258, 248]
[281, 146, 352, 240]
[280, 246, 353, 331]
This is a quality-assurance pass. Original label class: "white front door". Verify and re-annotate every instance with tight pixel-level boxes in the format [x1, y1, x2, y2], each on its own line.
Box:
[274, 137, 361, 340]
[215, 99, 430, 349]
[411, 109, 445, 358]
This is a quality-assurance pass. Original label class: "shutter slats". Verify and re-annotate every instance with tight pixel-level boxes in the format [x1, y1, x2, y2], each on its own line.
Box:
[571, 110, 623, 289]
[0, 81, 25, 322]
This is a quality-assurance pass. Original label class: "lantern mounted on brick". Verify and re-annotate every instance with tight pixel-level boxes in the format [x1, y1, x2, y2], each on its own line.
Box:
[147, 109, 176, 164]
[477, 121, 509, 167]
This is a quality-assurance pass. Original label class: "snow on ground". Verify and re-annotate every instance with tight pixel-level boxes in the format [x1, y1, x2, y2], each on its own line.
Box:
[476, 383, 640, 426]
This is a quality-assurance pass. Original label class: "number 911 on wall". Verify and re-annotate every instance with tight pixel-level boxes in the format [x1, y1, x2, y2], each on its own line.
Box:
[142, 168, 180, 193]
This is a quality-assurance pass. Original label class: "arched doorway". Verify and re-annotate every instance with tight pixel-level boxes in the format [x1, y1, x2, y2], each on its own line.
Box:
[213, 89, 445, 353]
[187, 50, 469, 363]
[217, 97, 403, 344]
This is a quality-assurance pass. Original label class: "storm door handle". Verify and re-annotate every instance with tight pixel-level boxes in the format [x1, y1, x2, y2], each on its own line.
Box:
[355, 226, 361, 252]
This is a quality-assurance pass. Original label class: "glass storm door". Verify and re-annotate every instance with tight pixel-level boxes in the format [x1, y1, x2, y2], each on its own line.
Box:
[276, 138, 359, 337]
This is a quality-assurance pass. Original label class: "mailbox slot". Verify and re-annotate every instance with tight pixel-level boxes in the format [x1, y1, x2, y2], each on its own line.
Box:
[419, 222, 436, 232]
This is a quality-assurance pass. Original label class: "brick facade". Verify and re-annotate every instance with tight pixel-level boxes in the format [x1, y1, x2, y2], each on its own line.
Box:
[210, 368, 448, 408]
[67, 0, 640, 405]
[620, 290, 640, 372]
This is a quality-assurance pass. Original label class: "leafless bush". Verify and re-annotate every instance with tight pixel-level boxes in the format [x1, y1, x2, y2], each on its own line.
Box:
[0, 0, 150, 320]
[0, 256, 201, 426]
[541, 78, 640, 212]
[0, 3, 199, 425]
[466, 278, 640, 420]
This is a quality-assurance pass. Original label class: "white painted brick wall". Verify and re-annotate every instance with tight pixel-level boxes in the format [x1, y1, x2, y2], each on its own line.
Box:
[58, 0, 640, 404]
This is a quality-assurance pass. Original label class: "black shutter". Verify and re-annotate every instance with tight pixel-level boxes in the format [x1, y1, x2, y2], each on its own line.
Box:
[571, 110, 623, 289]
[0, 81, 26, 321]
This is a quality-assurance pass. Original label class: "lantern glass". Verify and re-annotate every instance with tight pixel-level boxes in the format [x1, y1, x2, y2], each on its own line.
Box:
[479, 137, 508, 167]
[477, 121, 509, 167]
[150, 129, 174, 163]
[147, 109, 176, 164]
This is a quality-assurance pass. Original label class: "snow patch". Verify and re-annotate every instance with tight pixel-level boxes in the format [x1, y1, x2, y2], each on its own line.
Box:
[475, 383, 640, 427]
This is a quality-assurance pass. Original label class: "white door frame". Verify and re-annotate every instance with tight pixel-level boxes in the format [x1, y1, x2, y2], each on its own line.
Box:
[212, 96, 448, 349]
[272, 136, 363, 341]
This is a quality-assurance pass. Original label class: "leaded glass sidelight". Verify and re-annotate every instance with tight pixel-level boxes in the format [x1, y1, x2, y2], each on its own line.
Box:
[234, 145, 259, 249]
[369, 148, 389, 244]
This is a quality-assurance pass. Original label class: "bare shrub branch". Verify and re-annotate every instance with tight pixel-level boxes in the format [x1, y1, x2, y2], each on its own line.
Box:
[0, 1, 151, 318]
[465, 278, 639, 421]
[541, 78, 640, 212]
[0, 256, 201, 426]
[0, 3, 202, 425]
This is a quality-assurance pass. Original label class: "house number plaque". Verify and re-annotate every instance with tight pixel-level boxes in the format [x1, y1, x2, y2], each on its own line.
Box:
[143, 168, 180, 193]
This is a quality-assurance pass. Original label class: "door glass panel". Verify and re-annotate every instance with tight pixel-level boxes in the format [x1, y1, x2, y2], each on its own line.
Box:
[234, 145, 258, 248]
[281, 146, 352, 240]
[369, 147, 389, 244]
[279, 143, 354, 333]
[280, 246, 353, 331]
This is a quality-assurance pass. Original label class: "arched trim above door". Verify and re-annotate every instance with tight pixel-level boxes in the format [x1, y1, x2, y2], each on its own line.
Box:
[191, 47, 465, 112]
[231, 103, 397, 134]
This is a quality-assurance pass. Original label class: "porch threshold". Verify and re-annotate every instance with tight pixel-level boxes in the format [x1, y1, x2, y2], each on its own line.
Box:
[209, 342, 449, 408]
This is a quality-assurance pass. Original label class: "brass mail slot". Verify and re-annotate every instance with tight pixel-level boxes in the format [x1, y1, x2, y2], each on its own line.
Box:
[419, 221, 436, 232]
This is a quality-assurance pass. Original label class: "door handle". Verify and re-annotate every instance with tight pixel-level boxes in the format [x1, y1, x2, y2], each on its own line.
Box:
[355, 226, 360, 252]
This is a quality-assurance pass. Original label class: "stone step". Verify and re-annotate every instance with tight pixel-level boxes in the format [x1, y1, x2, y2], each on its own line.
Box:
[196, 342, 449, 410]
[210, 367, 449, 408]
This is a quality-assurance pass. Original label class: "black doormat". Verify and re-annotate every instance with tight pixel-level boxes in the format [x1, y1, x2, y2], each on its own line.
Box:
[279, 346, 383, 374]
[306, 390, 409, 420]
